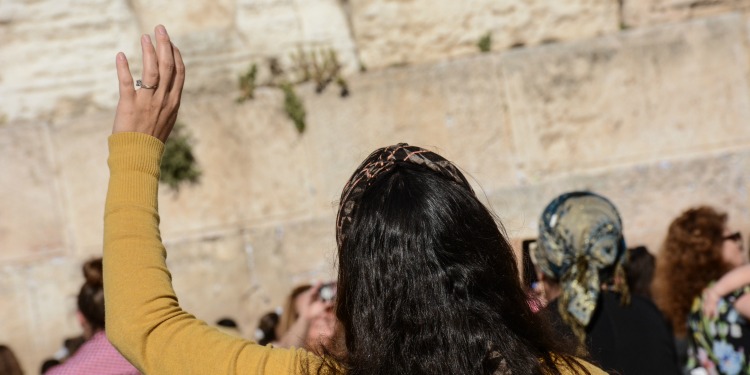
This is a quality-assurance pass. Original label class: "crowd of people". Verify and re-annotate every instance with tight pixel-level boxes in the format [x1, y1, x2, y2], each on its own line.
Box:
[3, 25, 750, 374]
[6, 196, 745, 375]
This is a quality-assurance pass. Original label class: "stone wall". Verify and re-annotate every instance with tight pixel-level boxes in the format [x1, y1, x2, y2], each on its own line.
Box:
[3, 0, 750, 371]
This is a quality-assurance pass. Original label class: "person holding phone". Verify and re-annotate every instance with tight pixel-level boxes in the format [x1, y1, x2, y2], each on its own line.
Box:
[275, 283, 336, 352]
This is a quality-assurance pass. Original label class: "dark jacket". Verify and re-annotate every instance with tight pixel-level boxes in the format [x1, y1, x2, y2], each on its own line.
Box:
[544, 291, 680, 375]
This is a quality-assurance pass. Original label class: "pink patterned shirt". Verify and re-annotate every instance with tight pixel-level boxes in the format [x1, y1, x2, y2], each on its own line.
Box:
[46, 331, 140, 375]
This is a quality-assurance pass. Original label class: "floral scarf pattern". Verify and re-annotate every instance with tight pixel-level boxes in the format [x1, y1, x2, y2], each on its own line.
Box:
[687, 285, 750, 375]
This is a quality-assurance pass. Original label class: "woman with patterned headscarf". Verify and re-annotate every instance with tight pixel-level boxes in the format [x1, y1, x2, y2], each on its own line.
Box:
[535, 191, 679, 375]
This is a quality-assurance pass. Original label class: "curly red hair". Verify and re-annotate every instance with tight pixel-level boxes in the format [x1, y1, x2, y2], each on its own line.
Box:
[653, 206, 733, 336]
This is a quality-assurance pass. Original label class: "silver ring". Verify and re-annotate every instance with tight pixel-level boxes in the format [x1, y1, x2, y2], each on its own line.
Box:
[136, 79, 158, 90]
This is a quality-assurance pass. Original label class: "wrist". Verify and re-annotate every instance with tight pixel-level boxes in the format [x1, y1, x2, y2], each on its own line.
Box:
[706, 287, 720, 299]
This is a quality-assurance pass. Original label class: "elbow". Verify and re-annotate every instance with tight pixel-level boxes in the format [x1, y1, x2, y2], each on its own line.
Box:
[106, 317, 135, 354]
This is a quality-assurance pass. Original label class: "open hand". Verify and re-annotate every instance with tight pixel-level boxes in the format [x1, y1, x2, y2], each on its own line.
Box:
[702, 287, 721, 319]
[113, 25, 185, 143]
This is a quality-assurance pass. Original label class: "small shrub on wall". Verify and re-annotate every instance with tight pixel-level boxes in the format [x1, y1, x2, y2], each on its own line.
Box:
[236, 47, 350, 134]
[160, 122, 201, 191]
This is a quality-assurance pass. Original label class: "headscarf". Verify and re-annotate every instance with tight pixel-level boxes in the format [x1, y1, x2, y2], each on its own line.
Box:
[336, 143, 471, 247]
[535, 191, 629, 345]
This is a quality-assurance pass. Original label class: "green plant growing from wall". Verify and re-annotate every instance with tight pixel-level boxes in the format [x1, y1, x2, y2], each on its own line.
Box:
[237, 63, 258, 103]
[236, 46, 350, 134]
[290, 48, 349, 96]
[160, 122, 202, 191]
[281, 83, 306, 134]
[478, 32, 492, 53]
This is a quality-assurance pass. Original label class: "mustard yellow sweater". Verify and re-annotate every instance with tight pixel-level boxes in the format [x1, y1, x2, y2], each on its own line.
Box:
[103, 132, 607, 375]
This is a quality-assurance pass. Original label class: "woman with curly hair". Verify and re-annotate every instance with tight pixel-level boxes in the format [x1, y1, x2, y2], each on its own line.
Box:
[653, 206, 749, 374]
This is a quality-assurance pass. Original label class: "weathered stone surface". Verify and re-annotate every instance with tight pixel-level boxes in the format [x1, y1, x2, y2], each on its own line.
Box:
[348, 0, 620, 69]
[623, 0, 750, 28]
[0, 0, 359, 121]
[303, 53, 515, 214]
[0, 123, 66, 261]
[0, 0, 139, 121]
[131, 0, 237, 33]
[162, 217, 336, 339]
[502, 14, 750, 181]
[50, 113, 112, 257]
[155, 90, 319, 241]
[165, 232, 257, 337]
[242, 216, 337, 317]
[232, 0, 360, 83]
[0, 259, 83, 375]
[0, 265, 35, 370]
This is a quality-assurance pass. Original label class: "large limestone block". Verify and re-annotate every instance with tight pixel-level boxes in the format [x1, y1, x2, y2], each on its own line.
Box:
[0, 0, 139, 121]
[156, 90, 319, 241]
[623, 0, 750, 28]
[348, 0, 619, 70]
[242, 215, 337, 312]
[50, 112, 112, 257]
[0, 123, 67, 260]
[502, 14, 750, 181]
[165, 233, 257, 337]
[489, 149, 750, 254]
[0, 259, 81, 375]
[0, 265, 34, 369]
[303, 53, 515, 215]
[234, 0, 360, 78]
[130, 0, 236, 33]
[162, 217, 336, 337]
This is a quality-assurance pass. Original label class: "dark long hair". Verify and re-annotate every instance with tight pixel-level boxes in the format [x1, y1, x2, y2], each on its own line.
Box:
[332, 146, 588, 375]
[624, 246, 655, 299]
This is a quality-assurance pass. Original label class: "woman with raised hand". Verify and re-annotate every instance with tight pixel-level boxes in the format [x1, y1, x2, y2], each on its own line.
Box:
[104, 25, 604, 374]
[653, 206, 750, 374]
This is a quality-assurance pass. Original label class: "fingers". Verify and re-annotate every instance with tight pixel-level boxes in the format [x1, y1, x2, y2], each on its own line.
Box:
[154, 25, 175, 95]
[116, 53, 135, 102]
[171, 45, 186, 100]
[140, 34, 159, 90]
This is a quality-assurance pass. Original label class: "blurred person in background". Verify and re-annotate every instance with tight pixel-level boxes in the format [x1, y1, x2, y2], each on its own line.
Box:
[254, 310, 280, 346]
[653, 206, 750, 374]
[101, 25, 603, 374]
[624, 246, 656, 300]
[0, 345, 24, 375]
[216, 317, 242, 337]
[40, 358, 60, 374]
[275, 283, 336, 352]
[45, 258, 140, 375]
[535, 191, 679, 374]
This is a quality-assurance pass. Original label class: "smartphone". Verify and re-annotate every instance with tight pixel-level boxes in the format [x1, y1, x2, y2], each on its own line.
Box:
[319, 282, 337, 302]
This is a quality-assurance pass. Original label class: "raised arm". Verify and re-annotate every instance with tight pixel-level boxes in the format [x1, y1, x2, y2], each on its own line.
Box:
[103, 25, 318, 374]
[703, 264, 750, 318]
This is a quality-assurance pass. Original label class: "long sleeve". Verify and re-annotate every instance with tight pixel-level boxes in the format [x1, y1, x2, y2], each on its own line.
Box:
[103, 132, 324, 375]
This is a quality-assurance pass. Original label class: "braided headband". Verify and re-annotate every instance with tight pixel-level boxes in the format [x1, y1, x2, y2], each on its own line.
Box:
[336, 143, 470, 247]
